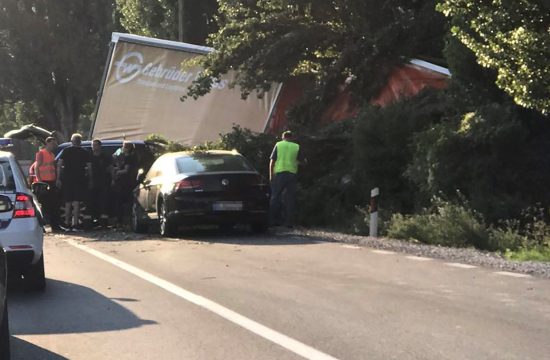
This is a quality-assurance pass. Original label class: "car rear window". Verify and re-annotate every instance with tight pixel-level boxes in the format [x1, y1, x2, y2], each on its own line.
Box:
[176, 154, 254, 174]
[0, 160, 15, 191]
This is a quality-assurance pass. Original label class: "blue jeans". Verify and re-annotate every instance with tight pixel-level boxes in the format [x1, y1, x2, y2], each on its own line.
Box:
[270, 172, 296, 226]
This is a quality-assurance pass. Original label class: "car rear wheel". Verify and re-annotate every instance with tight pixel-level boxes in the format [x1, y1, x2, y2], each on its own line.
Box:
[159, 200, 177, 237]
[0, 301, 9, 360]
[25, 255, 46, 292]
[131, 202, 149, 234]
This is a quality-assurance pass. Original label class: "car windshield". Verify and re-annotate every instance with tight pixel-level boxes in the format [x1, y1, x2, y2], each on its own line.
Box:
[0, 160, 15, 191]
[176, 153, 254, 174]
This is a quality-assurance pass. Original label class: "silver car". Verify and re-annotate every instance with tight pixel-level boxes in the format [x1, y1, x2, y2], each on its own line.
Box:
[0, 150, 45, 291]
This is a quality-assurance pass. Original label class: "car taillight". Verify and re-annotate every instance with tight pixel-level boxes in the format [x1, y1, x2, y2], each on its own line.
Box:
[13, 193, 35, 218]
[175, 179, 203, 191]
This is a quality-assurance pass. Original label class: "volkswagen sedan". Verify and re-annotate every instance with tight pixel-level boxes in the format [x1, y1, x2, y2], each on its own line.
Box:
[132, 150, 270, 236]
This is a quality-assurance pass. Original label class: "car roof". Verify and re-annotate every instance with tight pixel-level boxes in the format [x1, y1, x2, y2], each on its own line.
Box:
[57, 140, 148, 148]
[162, 150, 241, 159]
[0, 151, 14, 159]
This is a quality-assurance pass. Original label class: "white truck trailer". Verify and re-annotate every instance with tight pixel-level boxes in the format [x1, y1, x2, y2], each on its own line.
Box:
[90, 33, 282, 145]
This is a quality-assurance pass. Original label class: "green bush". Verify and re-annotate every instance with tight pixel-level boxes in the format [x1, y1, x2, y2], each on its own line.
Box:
[385, 196, 550, 254]
[407, 103, 550, 222]
[386, 196, 494, 249]
[146, 127, 276, 178]
[487, 222, 526, 252]
[218, 126, 276, 179]
[505, 247, 550, 262]
[353, 90, 445, 214]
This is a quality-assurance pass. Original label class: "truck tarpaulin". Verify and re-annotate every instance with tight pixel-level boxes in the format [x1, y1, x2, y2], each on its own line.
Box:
[91, 33, 282, 145]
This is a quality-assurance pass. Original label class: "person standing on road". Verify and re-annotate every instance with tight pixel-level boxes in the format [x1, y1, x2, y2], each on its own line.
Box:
[90, 139, 112, 227]
[56, 133, 92, 231]
[112, 141, 138, 228]
[34, 136, 61, 232]
[269, 131, 302, 227]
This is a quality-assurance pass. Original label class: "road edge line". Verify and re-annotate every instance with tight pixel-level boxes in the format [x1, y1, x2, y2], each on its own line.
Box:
[65, 239, 339, 360]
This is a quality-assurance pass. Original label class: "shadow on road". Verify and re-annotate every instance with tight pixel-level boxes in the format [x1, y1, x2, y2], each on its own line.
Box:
[68, 227, 322, 246]
[10, 336, 69, 360]
[8, 279, 156, 335]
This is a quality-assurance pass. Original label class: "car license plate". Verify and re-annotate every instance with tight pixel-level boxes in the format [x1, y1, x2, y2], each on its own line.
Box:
[213, 201, 243, 211]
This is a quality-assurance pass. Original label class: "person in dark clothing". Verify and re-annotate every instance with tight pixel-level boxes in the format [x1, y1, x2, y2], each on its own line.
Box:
[89, 139, 112, 227]
[34, 136, 61, 231]
[112, 141, 138, 227]
[56, 133, 91, 231]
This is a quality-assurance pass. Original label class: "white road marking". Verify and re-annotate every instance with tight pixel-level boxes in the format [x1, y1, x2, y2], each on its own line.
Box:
[405, 256, 432, 262]
[371, 249, 395, 255]
[494, 271, 532, 279]
[342, 245, 361, 249]
[445, 263, 477, 269]
[65, 239, 339, 360]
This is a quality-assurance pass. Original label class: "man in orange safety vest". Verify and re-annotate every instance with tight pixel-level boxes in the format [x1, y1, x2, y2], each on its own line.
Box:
[35, 136, 61, 231]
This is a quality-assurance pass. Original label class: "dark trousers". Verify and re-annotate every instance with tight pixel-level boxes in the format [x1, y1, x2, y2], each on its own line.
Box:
[38, 181, 60, 229]
[269, 172, 297, 226]
[89, 185, 110, 220]
[113, 181, 133, 223]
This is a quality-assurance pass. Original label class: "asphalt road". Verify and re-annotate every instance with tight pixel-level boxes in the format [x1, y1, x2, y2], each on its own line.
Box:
[7, 229, 550, 359]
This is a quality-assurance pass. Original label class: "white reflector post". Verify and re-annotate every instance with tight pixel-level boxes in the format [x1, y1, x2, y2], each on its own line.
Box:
[369, 187, 379, 238]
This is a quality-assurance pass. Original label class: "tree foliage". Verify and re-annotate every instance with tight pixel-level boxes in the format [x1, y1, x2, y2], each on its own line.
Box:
[437, 0, 550, 115]
[116, 0, 218, 44]
[0, 101, 41, 136]
[0, 0, 115, 138]
[407, 103, 550, 222]
[186, 0, 445, 100]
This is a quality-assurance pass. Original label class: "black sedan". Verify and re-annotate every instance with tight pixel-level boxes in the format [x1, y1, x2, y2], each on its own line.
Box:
[0, 248, 9, 359]
[132, 150, 270, 236]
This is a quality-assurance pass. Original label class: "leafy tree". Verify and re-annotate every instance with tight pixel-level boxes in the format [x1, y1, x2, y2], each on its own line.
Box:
[407, 103, 550, 222]
[0, 1, 116, 138]
[0, 101, 41, 136]
[186, 0, 446, 102]
[116, 0, 218, 44]
[437, 0, 550, 115]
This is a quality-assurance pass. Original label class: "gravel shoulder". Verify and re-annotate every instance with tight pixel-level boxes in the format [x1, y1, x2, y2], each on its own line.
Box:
[49, 225, 550, 279]
[288, 228, 550, 278]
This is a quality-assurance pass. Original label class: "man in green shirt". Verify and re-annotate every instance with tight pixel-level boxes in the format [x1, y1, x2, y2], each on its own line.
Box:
[269, 131, 302, 227]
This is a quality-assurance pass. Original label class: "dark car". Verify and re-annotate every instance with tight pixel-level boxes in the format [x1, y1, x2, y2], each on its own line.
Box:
[55, 140, 161, 173]
[54, 140, 162, 228]
[0, 248, 9, 359]
[132, 150, 270, 236]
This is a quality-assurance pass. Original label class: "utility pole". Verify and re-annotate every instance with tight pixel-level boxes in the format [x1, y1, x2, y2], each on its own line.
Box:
[178, 0, 184, 42]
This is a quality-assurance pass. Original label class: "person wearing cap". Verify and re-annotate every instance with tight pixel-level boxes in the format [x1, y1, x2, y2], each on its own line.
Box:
[56, 133, 92, 231]
[35, 136, 61, 231]
[269, 130, 303, 227]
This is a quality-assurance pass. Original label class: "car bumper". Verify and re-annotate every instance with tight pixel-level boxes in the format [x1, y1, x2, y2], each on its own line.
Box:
[165, 193, 269, 226]
[0, 218, 44, 266]
[167, 209, 268, 225]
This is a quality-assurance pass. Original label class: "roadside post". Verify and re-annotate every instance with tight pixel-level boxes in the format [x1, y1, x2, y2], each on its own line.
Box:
[369, 187, 379, 237]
